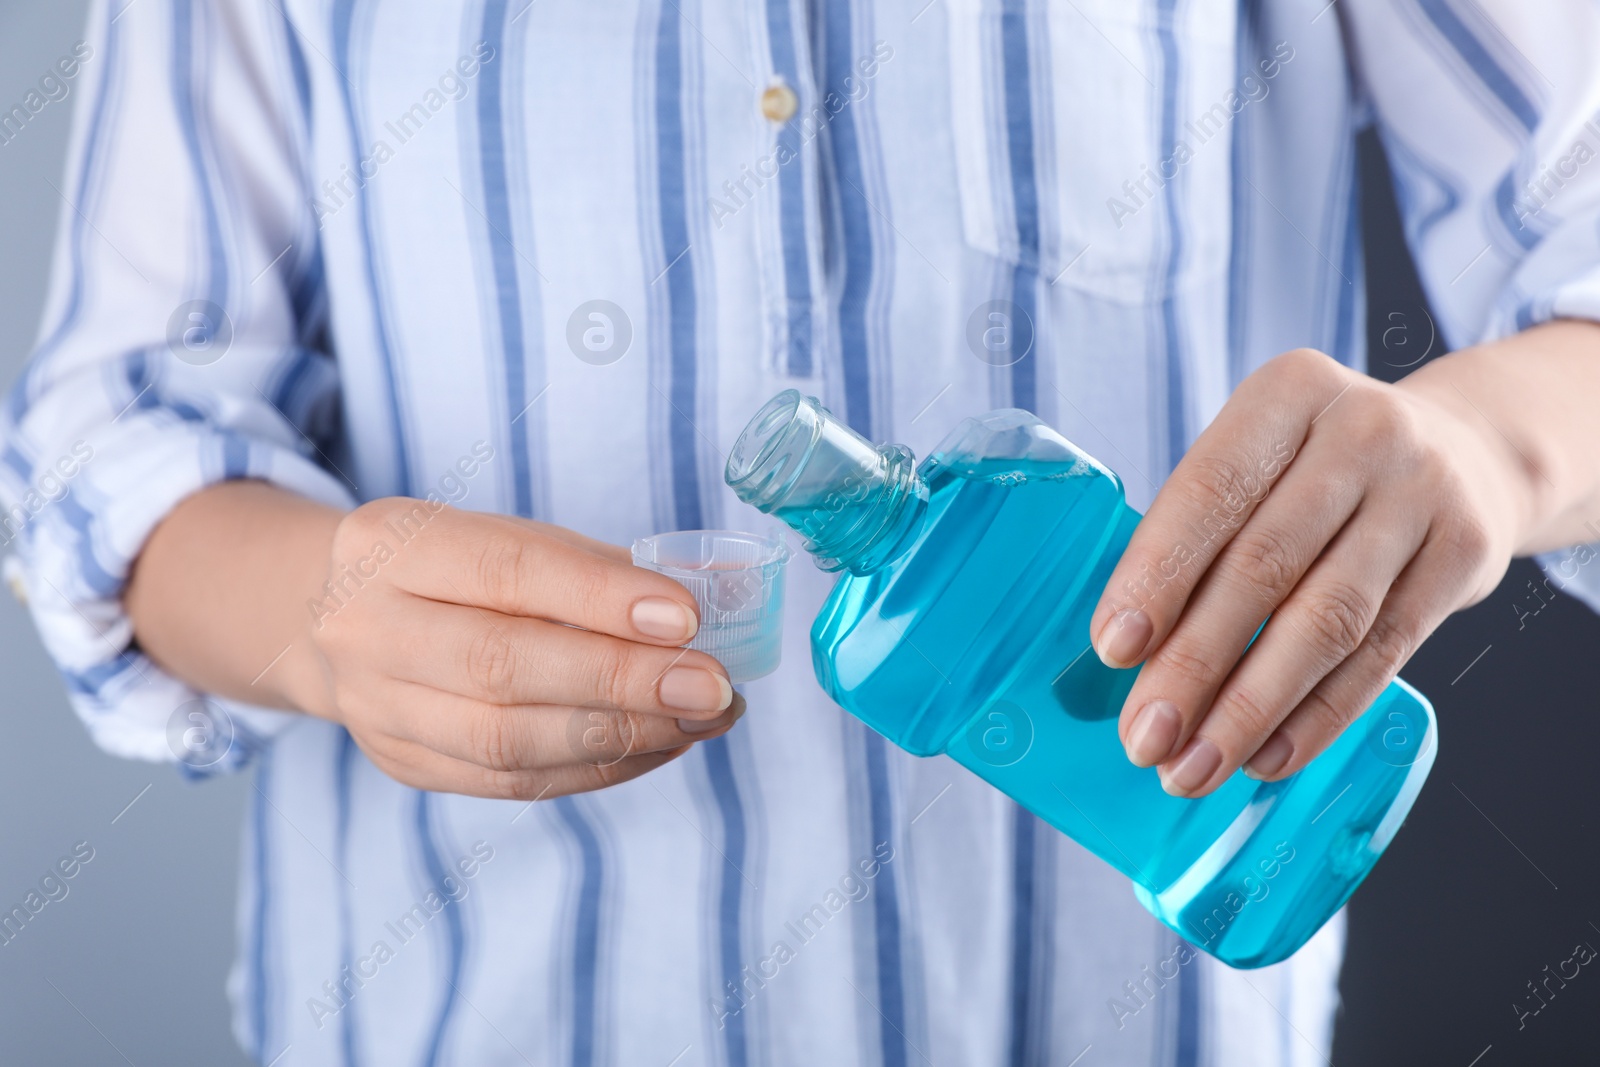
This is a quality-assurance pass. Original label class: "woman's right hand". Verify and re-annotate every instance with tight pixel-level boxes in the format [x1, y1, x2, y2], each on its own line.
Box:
[295, 497, 742, 800]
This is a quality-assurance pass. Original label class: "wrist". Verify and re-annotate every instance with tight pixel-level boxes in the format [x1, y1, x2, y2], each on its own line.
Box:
[229, 510, 344, 720]
[1395, 353, 1544, 553]
[272, 514, 344, 721]
[1400, 320, 1600, 554]
[273, 627, 340, 721]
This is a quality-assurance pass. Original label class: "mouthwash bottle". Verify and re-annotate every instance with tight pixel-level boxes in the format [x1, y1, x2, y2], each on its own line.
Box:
[725, 390, 1436, 969]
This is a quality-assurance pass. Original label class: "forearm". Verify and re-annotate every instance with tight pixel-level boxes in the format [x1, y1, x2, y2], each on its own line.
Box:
[1397, 319, 1600, 555]
[124, 480, 342, 717]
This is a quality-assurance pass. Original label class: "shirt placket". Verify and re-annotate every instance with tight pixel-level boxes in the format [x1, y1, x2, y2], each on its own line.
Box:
[746, 0, 827, 381]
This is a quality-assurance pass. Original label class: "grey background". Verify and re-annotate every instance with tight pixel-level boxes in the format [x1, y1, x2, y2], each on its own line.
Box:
[2, 4, 1598, 1066]
[0, 4, 251, 1064]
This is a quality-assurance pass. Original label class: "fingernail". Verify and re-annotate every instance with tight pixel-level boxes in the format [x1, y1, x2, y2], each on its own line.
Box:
[678, 692, 745, 735]
[1244, 734, 1294, 780]
[1126, 700, 1182, 767]
[1097, 609, 1152, 668]
[1160, 738, 1222, 797]
[633, 597, 698, 643]
[660, 667, 732, 714]
[678, 715, 724, 734]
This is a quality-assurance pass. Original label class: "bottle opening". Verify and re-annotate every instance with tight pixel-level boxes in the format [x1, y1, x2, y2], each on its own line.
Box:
[725, 391, 928, 574]
[725, 389, 831, 514]
[725, 390, 803, 487]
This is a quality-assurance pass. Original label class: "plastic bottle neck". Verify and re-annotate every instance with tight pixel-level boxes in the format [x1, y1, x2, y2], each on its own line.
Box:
[725, 391, 928, 575]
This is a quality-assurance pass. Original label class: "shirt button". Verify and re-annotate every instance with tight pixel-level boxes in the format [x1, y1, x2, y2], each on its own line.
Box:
[761, 84, 798, 124]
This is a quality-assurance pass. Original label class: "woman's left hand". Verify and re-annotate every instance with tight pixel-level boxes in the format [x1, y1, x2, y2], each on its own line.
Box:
[1089, 347, 1533, 797]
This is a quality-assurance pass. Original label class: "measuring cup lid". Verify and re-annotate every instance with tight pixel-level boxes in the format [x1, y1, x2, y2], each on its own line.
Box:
[631, 530, 789, 683]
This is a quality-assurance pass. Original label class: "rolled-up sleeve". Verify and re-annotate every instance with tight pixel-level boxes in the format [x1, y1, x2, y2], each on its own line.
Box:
[0, 0, 355, 771]
[1342, 0, 1600, 613]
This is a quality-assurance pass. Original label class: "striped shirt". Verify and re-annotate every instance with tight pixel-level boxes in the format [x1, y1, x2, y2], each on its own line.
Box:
[6, 0, 1600, 1064]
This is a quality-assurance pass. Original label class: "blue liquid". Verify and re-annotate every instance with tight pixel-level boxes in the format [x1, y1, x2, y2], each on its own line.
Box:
[735, 399, 1436, 968]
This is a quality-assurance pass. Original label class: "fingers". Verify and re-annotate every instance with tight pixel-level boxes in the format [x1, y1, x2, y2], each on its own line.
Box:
[1090, 350, 1357, 670]
[380, 599, 735, 718]
[322, 505, 742, 803]
[1242, 530, 1460, 783]
[343, 502, 701, 645]
[384, 680, 746, 772]
[1091, 409, 1304, 669]
[363, 732, 693, 801]
[1151, 503, 1426, 796]
[1115, 447, 1366, 771]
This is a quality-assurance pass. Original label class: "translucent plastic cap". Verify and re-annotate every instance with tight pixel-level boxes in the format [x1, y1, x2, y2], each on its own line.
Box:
[631, 531, 789, 683]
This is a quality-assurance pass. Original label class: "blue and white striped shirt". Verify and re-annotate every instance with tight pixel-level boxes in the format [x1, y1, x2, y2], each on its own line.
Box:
[7, 0, 1600, 1064]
